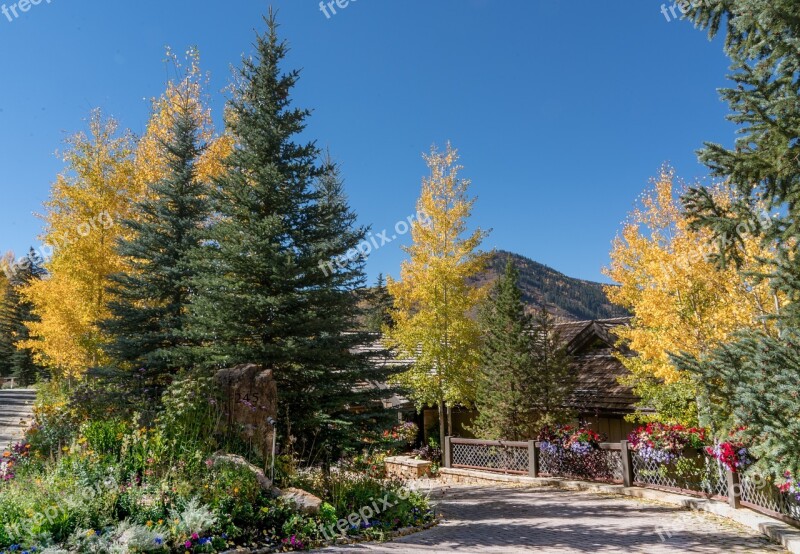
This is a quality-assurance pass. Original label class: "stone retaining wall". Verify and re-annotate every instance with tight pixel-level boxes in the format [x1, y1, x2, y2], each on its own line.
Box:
[385, 456, 432, 480]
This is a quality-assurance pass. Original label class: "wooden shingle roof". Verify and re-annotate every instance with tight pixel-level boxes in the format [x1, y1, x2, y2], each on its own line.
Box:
[557, 317, 644, 416]
[355, 317, 644, 415]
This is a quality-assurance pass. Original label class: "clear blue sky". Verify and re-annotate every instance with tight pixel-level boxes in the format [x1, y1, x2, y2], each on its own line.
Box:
[0, 0, 731, 284]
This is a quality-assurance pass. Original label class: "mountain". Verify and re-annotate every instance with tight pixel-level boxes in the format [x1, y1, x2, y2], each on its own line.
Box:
[475, 250, 629, 322]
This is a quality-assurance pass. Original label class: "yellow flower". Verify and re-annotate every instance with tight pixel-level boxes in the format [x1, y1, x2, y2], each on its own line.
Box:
[146, 521, 153, 527]
[86, 530, 96, 537]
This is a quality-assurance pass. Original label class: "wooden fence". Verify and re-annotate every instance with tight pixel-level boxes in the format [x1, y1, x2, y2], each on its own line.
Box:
[444, 436, 800, 527]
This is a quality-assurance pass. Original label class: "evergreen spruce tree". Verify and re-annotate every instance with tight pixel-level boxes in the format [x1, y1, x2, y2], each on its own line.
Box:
[471, 260, 537, 441]
[364, 274, 394, 333]
[0, 264, 14, 378]
[675, 0, 800, 479]
[190, 15, 396, 460]
[102, 106, 208, 411]
[528, 306, 574, 431]
[0, 249, 46, 386]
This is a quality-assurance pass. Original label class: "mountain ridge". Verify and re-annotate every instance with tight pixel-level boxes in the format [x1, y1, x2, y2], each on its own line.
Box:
[475, 250, 629, 322]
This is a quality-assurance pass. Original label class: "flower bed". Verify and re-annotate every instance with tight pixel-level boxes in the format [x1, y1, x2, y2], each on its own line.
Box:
[0, 393, 434, 553]
[0, 443, 28, 483]
[779, 472, 800, 501]
[537, 426, 618, 481]
[627, 423, 706, 464]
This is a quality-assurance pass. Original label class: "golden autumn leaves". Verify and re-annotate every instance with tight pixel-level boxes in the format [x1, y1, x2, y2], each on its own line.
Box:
[19, 50, 233, 379]
[603, 166, 783, 424]
[384, 144, 490, 439]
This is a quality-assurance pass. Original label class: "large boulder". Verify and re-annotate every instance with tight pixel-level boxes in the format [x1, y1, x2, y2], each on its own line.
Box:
[211, 453, 277, 494]
[214, 364, 278, 459]
[280, 487, 323, 515]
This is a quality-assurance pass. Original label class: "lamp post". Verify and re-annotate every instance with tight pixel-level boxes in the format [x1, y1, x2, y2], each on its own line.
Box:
[266, 417, 277, 483]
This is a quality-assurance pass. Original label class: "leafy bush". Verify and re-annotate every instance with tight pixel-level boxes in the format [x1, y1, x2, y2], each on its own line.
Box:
[382, 422, 419, 446]
[412, 444, 442, 464]
[80, 419, 127, 460]
[290, 468, 434, 540]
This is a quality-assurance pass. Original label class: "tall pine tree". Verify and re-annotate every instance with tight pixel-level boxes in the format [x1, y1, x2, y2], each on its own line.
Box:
[0, 254, 15, 378]
[472, 260, 537, 441]
[0, 249, 47, 386]
[528, 306, 574, 431]
[102, 104, 209, 412]
[472, 262, 574, 440]
[675, 0, 800, 479]
[190, 14, 396, 461]
[364, 274, 393, 333]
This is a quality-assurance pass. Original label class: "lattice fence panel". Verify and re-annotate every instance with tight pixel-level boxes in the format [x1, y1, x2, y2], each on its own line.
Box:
[740, 475, 800, 523]
[539, 447, 622, 481]
[451, 443, 529, 473]
[632, 452, 728, 498]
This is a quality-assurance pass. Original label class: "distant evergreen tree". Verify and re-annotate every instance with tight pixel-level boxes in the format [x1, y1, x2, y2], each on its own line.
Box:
[0, 267, 14, 378]
[0, 249, 46, 386]
[528, 306, 575, 432]
[190, 15, 396, 460]
[676, 0, 800, 479]
[364, 274, 393, 333]
[472, 261, 537, 441]
[102, 106, 209, 411]
[472, 262, 575, 441]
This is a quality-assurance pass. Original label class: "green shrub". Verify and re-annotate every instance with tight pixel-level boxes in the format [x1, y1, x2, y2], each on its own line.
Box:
[81, 419, 127, 460]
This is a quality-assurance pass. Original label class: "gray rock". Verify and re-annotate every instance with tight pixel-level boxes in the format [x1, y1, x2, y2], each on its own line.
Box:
[280, 487, 323, 515]
[211, 453, 278, 495]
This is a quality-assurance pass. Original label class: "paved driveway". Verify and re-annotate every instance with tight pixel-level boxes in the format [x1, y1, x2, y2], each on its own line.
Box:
[0, 389, 35, 446]
[314, 485, 784, 553]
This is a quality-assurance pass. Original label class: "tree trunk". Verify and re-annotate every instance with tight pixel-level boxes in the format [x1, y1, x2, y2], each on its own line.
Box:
[447, 404, 453, 436]
[438, 400, 446, 448]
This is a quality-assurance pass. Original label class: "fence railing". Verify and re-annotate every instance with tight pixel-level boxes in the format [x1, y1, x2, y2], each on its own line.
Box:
[444, 437, 800, 527]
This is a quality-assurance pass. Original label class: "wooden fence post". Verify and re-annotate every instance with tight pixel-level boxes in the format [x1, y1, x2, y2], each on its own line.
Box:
[620, 440, 634, 488]
[444, 436, 452, 469]
[528, 440, 539, 478]
[726, 469, 742, 509]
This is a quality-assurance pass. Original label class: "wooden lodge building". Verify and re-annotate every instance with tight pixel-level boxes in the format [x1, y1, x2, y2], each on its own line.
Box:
[361, 317, 643, 443]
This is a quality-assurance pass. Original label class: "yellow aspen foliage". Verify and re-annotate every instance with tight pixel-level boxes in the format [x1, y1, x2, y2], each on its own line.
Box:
[0, 251, 12, 288]
[134, 48, 232, 192]
[22, 49, 231, 379]
[22, 112, 137, 378]
[603, 167, 781, 418]
[385, 144, 490, 441]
